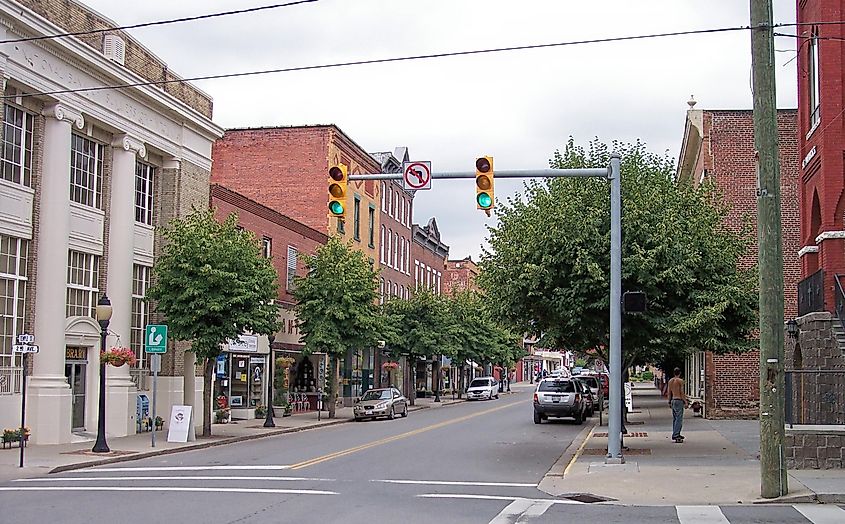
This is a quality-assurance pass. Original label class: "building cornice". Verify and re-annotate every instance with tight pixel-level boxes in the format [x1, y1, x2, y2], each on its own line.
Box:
[798, 245, 820, 257]
[815, 231, 845, 243]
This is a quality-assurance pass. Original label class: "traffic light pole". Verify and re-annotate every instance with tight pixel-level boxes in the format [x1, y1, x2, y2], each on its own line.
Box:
[350, 158, 626, 463]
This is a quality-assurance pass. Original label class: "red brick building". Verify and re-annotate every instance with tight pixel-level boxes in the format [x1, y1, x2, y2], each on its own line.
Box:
[444, 256, 480, 295]
[676, 106, 800, 418]
[413, 218, 449, 295]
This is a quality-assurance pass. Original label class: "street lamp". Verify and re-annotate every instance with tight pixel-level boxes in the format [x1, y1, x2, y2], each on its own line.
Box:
[786, 319, 799, 339]
[264, 334, 276, 428]
[92, 294, 112, 453]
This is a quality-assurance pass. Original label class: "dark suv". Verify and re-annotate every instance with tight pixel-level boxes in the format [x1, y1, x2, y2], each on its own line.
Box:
[533, 378, 588, 424]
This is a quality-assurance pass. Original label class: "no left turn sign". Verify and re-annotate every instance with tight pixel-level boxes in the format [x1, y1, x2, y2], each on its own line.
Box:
[403, 161, 432, 190]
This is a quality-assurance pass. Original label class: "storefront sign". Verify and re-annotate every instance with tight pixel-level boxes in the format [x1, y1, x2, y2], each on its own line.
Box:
[65, 347, 87, 361]
[274, 308, 303, 346]
[166, 405, 193, 443]
[226, 335, 258, 353]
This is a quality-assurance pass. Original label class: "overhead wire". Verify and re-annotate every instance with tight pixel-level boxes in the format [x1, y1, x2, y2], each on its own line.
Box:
[0, 0, 318, 44]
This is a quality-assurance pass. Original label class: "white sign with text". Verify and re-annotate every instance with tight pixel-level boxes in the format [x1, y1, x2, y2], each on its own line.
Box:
[166, 405, 193, 443]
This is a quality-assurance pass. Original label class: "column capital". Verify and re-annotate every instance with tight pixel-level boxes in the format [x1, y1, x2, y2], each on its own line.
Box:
[112, 134, 146, 158]
[163, 157, 181, 170]
[42, 103, 84, 129]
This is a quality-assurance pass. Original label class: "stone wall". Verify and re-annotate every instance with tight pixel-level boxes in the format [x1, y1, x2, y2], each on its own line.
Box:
[786, 428, 845, 469]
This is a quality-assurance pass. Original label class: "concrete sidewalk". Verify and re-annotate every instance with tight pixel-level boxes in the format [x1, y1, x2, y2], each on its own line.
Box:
[0, 393, 471, 481]
[539, 383, 845, 505]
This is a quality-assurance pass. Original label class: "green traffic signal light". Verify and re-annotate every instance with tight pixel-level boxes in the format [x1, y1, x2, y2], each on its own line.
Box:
[329, 201, 345, 215]
[477, 192, 492, 209]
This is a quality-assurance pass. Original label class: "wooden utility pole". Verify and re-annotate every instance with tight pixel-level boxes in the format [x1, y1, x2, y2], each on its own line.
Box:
[750, 0, 788, 499]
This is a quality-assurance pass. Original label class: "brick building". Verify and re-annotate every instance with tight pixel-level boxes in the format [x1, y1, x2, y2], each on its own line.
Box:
[211, 125, 382, 403]
[211, 185, 328, 416]
[0, 1, 222, 443]
[676, 105, 800, 418]
[444, 256, 480, 295]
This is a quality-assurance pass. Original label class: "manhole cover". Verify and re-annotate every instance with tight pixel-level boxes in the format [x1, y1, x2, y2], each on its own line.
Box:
[561, 493, 615, 503]
[582, 448, 651, 456]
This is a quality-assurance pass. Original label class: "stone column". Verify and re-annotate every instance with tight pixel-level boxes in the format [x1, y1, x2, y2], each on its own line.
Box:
[104, 134, 146, 437]
[28, 104, 84, 445]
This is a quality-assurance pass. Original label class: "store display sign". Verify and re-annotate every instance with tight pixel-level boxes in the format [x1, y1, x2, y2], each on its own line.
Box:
[166, 405, 192, 443]
[226, 335, 258, 353]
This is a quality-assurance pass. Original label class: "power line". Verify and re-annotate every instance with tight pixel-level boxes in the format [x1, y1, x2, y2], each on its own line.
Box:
[3, 25, 753, 100]
[0, 0, 317, 44]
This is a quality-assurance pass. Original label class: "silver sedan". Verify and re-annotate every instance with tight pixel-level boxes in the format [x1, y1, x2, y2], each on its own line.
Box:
[353, 387, 409, 421]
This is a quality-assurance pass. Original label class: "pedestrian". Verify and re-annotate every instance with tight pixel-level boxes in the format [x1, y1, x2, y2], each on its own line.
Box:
[667, 367, 687, 443]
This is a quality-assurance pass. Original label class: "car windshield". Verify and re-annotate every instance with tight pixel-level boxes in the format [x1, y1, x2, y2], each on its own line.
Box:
[580, 377, 599, 388]
[361, 390, 391, 401]
[539, 380, 576, 393]
[469, 379, 490, 388]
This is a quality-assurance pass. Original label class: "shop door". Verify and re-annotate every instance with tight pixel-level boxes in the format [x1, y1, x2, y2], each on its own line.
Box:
[65, 361, 87, 430]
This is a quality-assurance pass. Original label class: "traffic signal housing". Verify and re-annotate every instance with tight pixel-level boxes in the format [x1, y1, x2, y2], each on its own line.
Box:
[475, 156, 494, 211]
[328, 164, 348, 219]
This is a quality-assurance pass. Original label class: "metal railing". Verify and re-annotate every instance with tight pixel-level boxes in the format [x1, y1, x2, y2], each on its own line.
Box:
[0, 366, 22, 395]
[798, 269, 824, 316]
[786, 370, 845, 426]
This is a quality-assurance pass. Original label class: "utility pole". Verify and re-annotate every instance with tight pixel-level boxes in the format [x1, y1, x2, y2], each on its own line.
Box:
[750, 0, 788, 499]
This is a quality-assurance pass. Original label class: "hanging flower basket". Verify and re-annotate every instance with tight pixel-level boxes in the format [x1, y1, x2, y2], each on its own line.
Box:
[381, 361, 399, 371]
[100, 347, 137, 367]
[275, 357, 296, 369]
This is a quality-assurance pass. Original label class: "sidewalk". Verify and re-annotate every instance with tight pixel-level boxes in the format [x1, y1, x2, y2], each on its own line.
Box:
[538, 383, 845, 505]
[0, 394, 467, 481]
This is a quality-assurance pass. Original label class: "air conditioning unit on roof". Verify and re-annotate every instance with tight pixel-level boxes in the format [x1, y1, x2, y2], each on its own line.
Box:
[103, 34, 126, 66]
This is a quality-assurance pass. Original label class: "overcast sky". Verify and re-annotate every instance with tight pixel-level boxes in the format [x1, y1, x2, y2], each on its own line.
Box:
[83, 0, 798, 260]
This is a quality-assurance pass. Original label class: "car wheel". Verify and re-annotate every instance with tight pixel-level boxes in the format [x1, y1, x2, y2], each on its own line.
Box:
[533, 411, 542, 424]
[575, 410, 584, 425]
[388, 406, 395, 420]
[401, 404, 408, 418]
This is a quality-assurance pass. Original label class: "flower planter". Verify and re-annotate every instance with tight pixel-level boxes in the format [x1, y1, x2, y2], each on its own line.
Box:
[1, 435, 29, 449]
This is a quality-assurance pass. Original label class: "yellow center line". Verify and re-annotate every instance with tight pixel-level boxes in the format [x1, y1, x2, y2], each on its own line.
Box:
[289, 400, 520, 470]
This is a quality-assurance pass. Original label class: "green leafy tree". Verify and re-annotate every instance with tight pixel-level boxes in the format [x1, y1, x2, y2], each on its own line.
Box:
[292, 237, 381, 418]
[479, 138, 757, 372]
[148, 209, 280, 437]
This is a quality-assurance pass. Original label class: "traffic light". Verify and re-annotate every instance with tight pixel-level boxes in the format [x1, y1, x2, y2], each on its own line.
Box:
[475, 156, 494, 210]
[328, 163, 348, 219]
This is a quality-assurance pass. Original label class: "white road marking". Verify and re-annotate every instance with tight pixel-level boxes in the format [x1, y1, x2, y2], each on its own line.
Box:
[15, 476, 333, 483]
[83, 465, 292, 472]
[0, 486, 336, 495]
[489, 498, 555, 524]
[374, 479, 537, 488]
[676, 506, 730, 524]
[418, 493, 579, 504]
[793, 504, 845, 524]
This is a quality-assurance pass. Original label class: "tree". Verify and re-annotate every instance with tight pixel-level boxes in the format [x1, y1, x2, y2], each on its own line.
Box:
[292, 237, 381, 418]
[382, 290, 452, 405]
[148, 209, 280, 437]
[479, 138, 757, 372]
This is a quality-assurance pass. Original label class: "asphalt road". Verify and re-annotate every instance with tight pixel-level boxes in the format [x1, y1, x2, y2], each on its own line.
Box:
[1, 390, 843, 523]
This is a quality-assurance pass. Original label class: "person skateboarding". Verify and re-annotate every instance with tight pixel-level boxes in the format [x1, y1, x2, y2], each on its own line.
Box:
[667, 367, 687, 443]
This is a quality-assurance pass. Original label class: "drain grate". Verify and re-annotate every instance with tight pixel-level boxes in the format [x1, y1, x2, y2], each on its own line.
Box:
[592, 432, 648, 438]
[561, 493, 615, 503]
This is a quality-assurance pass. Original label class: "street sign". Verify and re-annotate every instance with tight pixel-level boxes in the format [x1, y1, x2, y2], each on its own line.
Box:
[12, 345, 39, 354]
[145, 324, 168, 354]
[402, 161, 432, 190]
[17, 333, 34, 344]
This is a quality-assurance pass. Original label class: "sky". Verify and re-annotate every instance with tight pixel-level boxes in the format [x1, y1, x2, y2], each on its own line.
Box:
[82, 0, 799, 260]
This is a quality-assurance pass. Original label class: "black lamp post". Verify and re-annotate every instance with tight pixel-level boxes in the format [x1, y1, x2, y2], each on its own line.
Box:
[92, 294, 112, 453]
[433, 358, 441, 403]
[264, 334, 276, 428]
[786, 319, 799, 339]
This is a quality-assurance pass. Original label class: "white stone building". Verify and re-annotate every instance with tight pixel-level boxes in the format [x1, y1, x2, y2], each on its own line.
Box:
[0, 0, 222, 444]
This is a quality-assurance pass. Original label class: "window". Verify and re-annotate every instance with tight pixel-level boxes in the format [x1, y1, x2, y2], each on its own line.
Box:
[130, 264, 151, 370]
[0, 234, 29, 394]
[1, 105, 34, 187]
[135, 162, 155, 225]
[70, 134, 104, 209]
[379, 278, 385, 304]
[66, 250, 100, 318]
[262, 237, 272, 258]
[380, 226, 385, 264]
[809, 25, 821, 130]
[353, 195, 361, 241]
[368, 205, 375, 248]
[286, 246, 298, 291]
[387, 229, 392, 267]
[381, 182, 386, 209]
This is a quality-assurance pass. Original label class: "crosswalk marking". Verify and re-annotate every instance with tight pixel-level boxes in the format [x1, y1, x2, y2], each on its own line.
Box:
[418, 493, 579, 504]
[84, 465, 292, 472]
[374, 479, 537, 488]
[489, 498, 554, 524]
[0, 486, 337, 495]
[676, 506, 730, 524]
[793, 504, 845, 524]
[14, 476, 333, 483]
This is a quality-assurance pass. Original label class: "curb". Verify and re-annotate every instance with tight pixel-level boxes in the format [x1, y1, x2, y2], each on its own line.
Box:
[537, 420, 600, 499]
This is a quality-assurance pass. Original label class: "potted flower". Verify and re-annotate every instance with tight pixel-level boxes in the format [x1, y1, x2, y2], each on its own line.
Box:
[215, 408, 231, 424]
[381, 361, 399, 371]
[154, 416, 164, 430]
[2, 427, 30, 448]
[254, 405, 267, 419]
[100, 347, 137, 367]
[216, 395, 228, 410]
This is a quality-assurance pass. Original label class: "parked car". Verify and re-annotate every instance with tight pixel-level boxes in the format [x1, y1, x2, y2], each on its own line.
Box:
[533, 378, 588, 424]
[573, 377, 596, 416]
[571, 366, 584, 376]
[576, 375, 601, 408]
[466, 377, 499, 400]
[353, 387, 408, 421]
